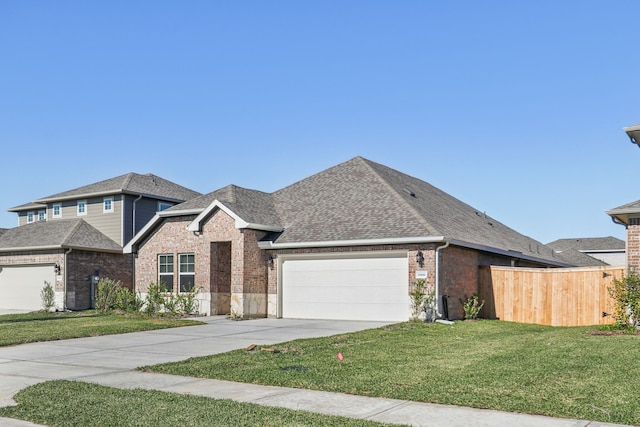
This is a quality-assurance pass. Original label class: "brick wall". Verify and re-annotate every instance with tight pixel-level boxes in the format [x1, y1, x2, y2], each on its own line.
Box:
[133, 211, 270, 317]
[628, 222, 640, 271]
[0, 249, 133, 311]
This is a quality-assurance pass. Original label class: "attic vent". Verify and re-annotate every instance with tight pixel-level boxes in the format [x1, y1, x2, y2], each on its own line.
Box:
[403, 188, 416, 197]
[630, 218, 640, 226]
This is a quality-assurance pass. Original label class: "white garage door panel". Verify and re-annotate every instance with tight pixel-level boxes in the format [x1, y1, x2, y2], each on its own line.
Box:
[0, 265, 55, 311]
[282, 255, 409, 321]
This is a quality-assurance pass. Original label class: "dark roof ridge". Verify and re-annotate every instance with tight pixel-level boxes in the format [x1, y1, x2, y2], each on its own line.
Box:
[358, 157, 439, 236]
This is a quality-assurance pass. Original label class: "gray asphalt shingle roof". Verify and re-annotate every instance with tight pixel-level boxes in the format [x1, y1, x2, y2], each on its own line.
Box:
[0, 219, 122, 252]
[166, 185, 281, 227]
[162, 156, 563, 264]
[8, 173, 201, 211]
[546, 237, 625, 252]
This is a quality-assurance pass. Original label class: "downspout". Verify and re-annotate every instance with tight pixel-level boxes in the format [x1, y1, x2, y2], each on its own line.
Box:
[131, 194, 143, 241]
[63, 248, 72, 311]
[435, 240, 450, 318]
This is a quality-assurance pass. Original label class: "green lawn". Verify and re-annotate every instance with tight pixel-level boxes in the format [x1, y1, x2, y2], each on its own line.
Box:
[0, 311, 203, 346]
[0, 381, 403, 427]
[144, 320, 640, 426]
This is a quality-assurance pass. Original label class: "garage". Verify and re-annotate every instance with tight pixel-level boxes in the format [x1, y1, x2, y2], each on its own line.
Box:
[280, 252, 409, 321]
[0, 264, 55, 311]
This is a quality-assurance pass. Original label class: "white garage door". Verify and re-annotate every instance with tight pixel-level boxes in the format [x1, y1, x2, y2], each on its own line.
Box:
[0, 265, 55, 311]
[281, 253, 409, 321]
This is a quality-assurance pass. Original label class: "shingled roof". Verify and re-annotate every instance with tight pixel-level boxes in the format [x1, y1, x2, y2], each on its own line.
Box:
[607, 200, 640, 225]
[0, 219, 122, 253]
[547, 237, 625, 252]
[8, 173, 201, 211]
[133, 156, 566, 266]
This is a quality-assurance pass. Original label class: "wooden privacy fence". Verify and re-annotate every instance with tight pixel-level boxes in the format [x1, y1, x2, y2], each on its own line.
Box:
[478, 266, 625, 326]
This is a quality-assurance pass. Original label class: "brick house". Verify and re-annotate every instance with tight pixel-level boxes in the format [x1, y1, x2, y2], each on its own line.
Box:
[606, 201, 640, 270]
[0, 173, 200, 311]
[125, 157, 571, 321]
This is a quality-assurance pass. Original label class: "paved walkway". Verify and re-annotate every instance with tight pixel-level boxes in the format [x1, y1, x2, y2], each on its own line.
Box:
[0, 317, 631, 427]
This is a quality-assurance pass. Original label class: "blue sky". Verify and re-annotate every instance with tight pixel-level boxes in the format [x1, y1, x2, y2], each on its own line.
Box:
[1, 1, 639, 244]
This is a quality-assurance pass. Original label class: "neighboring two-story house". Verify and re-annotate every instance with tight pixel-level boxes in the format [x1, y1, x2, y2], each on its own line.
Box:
[0, 173, 200, 311]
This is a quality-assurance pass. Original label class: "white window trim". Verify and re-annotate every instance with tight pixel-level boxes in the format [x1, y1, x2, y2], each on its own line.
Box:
[158, 254, 174, 292]
[77, 200, 87, 216]
[52, 203, 62, 219]
[103, 197, 114, 213]
[37, 209, 46, 222]
[27, 211, 35, 223]
[178, 253, 195, 293]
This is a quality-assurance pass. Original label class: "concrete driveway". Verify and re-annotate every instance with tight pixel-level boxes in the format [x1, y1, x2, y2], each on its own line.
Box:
[0, 316, 389, 407]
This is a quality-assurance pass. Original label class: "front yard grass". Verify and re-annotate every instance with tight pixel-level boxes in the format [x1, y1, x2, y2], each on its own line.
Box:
[0, 380, 401, 427]
[0, 311, 203, 346]
[144, 320, 640, 426]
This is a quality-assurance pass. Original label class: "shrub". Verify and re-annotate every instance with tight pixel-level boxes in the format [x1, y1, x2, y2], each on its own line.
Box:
[40, 281, 56, 311]
[177, 286, 199, 315]
[144, 282, 165, 314]
[114, 287, 144, 312]
[608, 271, 640, 329]
[95, 278, 122, 311]
[409, 279, 427, 320]
[461, 294, 485, 320]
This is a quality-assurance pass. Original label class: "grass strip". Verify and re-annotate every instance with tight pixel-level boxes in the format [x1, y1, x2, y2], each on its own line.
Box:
[0, 311, 203, 346]
[145, 320, 640, 426]
[0, 380, 402, 427]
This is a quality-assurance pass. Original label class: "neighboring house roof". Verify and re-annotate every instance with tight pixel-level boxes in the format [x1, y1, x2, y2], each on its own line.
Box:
[7, 173, 201, 211]
[546, 247, 609, 267]
[0, 219, 122, 253]
[126, 156, 568, 266]
[547, 237, 625, 252]
[546, 236, 625, 267]
[0, 228, 7, 238]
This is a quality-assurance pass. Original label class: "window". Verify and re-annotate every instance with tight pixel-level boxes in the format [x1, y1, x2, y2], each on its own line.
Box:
[103, 197, 113, 213]
[158, 254, 174, 292]
[157, 201, 173, 211]
[27, 211, 34, 223]
[38, 210, 46, 221]
[77, 200, 87, 216]
[52, 204, 62, 218]
[179, 253, 195, 292]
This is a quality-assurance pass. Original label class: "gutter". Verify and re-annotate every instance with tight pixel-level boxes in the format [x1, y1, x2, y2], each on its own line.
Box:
[258, 236, 447, 249]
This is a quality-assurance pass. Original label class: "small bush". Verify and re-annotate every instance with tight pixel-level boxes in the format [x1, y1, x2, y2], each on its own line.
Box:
[95, 278, 122, 311]
[461, 294, 485, 320]
[144, 282, 165, 314]
[409, 279, 427, 320]
[608, 271, 640, 329]
[178, 287, 199, 315]
[114, 287, 144, 312]
[40, 281, 56, 311]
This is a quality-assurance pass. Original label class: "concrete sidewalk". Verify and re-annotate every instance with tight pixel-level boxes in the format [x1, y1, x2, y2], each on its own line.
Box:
[0, 317, 632, 427]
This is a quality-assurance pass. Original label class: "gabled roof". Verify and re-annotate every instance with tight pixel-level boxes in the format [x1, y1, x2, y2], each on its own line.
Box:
[8, 173, 201, 211]
[166, 184, 282, 229]
[0, 219, 122, 253]
[547, 237, 625, 252]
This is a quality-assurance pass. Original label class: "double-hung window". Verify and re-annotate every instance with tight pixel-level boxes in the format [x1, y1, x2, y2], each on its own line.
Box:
[179, 253, 195, 292]
[38, 210, 46, 221]
[103, 197, 113, 213]
[52, 204, 62, 218]
[27, 211, 34, 223]
[77, 200, 87, 216]
[158, 254, 174, 292]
